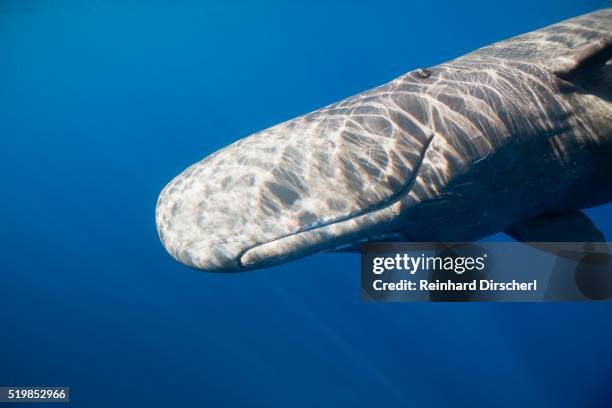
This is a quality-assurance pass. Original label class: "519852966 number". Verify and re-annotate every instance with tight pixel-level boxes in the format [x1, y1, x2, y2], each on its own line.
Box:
[0, 387, 69, 403]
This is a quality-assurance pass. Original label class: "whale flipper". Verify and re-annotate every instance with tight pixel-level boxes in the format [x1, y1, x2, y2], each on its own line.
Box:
[505, 211, 606, 243]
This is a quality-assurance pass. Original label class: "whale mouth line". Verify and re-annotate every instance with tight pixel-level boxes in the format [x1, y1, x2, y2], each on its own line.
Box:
[236, 211, 373, 270]
[236, 206, 379, 269]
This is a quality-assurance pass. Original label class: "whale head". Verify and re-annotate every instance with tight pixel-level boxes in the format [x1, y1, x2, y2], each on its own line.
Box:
[156, 81, 437, 271]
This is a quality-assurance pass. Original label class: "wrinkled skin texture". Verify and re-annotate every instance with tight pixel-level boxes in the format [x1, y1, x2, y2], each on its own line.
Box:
[156, 9, 612, 271]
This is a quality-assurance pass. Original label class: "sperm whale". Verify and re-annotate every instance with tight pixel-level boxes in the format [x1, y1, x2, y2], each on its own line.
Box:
[156, 9, 612, 271]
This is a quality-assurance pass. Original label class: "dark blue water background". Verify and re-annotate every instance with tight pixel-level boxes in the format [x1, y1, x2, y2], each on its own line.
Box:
[1, 1, 611, 406]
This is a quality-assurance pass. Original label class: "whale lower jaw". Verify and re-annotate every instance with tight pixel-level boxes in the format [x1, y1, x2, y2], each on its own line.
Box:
[237, 201, 402, 270]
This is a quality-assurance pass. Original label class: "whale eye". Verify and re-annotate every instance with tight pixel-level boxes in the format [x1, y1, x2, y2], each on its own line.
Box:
[413, 68, 433, 79]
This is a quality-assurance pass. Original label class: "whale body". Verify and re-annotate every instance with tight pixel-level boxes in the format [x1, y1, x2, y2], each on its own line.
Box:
[156, 9, 612, 271]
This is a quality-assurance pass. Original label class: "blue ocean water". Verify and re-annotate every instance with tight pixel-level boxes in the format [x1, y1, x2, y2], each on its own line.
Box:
[1, 1, 611, 406]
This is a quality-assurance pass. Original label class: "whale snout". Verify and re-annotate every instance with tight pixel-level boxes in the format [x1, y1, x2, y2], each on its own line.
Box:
[155, 162, 400, 271]
[154, 139, 381, 272]
[155, 181, 247, 271]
